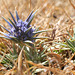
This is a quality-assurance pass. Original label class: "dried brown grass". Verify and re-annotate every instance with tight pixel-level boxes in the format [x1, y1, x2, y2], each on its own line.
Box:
[0, 0, 75, 75]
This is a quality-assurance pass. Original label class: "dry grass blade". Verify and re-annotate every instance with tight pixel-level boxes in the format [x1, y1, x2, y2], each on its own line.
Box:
[17, 46, 24, 75]
[24, 66, 35, 74]
[63, 53, 75, 67]
[2, 0, 11, 16]
[62, 8, 74, 23]
[44, 52, 61, 64]
[4, 66, 16, 75]
[0, 64, 6, 71]
[26, 60, 61, 74]
[69, 0, 75, 9]
[39, 72, 47, 75]
[71, 71, 75, 75]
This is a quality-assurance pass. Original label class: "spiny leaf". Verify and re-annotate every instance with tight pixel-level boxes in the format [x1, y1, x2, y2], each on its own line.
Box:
[9, 11, 17, 24]
[8, 18, 16, 28]
[2, 17, 13, 28]
[33, 30, 49, 34]
[27, 10, 37, 27]
[25, 27, 32, 34]
[0, 31, 9, 37]
[16, 10, 20, 21]
[26, 11, 33, 22]
[0, 24, 11, 33]
[35, 26, 41, 32]
[0, 35, 11, 40]
[0, 35, 18, 42]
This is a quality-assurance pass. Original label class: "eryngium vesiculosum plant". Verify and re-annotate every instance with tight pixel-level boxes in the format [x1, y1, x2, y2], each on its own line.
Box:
[0, 10, 48, 44]
[0, 10, 48, 67]
[0, 11, 36, 42]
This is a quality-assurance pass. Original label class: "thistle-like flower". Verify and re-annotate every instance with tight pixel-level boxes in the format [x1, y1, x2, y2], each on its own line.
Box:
[0, 11, 37, 42]
[0, 10, 49, 43]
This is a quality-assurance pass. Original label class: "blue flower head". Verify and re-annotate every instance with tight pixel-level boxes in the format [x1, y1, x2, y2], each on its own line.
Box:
[0, 10, 48, 43]
[0, 11, 37, 42]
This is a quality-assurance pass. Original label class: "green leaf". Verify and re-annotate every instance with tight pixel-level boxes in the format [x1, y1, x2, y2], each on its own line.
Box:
[40, 48, 47, 55]
[33, 30, 49, 34]
[73, 28, 75, 39]
[8, 49, 13, 55]
[25, 27, 32, 34]
[35, 26, 41, 32]
[65, 38, 74, 48]
[54, 42, 67, 47]
[13, 43, 17, 55]
[65, 38, 75, 52]
[67, 31, 73, 40]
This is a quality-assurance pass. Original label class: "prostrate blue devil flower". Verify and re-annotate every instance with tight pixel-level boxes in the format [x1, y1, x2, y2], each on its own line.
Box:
[0, 10, 49, 43]
[0, 11, 36, 42]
